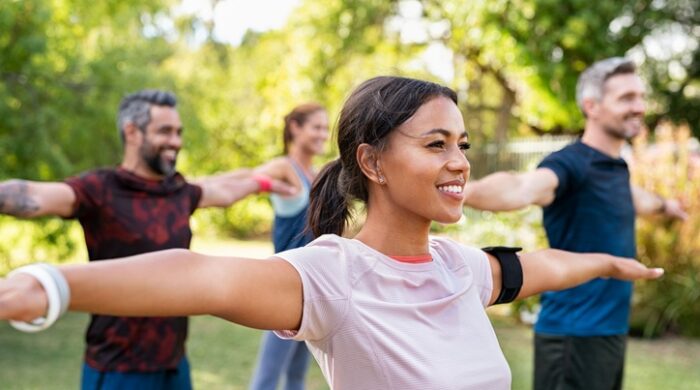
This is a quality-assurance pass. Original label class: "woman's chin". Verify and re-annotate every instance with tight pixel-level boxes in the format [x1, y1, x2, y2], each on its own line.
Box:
[433, 212, 463, 225]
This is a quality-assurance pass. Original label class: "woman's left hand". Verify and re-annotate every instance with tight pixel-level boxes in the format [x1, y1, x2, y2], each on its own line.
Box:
[607, 257, 664, 281]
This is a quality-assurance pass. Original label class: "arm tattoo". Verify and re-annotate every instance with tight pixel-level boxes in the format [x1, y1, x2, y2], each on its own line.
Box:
[0, 180, 40, 217]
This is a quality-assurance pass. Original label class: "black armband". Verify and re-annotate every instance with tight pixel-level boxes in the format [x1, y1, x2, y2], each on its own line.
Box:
[482, 246, 523, 304]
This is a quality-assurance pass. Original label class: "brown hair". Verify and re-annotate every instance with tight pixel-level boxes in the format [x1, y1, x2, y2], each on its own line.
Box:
[308, 76, 458, 237]
[283, 103, 326, 154]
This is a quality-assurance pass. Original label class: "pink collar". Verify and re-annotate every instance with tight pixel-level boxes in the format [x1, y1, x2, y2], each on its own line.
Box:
[389, 254, 433, 264]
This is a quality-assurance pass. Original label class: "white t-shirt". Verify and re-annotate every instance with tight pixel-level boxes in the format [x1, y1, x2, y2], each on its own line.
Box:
[274, 234, 511, 390]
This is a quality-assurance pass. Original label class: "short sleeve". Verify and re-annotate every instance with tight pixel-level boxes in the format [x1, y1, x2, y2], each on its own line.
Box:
[64, 170, 104, 219]
[459, 245, 494, 308]
[273, 236, 351, 342]
[538, 147, 587, 200]
[186, 183, 203, 214]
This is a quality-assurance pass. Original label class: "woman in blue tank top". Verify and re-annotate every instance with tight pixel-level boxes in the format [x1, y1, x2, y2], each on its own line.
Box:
[249, 103, 329, 390]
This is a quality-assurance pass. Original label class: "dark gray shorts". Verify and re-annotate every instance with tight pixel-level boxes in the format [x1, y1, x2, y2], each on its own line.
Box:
[534, 333, 627, 390]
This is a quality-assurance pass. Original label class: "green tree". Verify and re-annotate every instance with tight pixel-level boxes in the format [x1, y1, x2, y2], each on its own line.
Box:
[0, 0, 177, 268]
[423, 0, 699, 138]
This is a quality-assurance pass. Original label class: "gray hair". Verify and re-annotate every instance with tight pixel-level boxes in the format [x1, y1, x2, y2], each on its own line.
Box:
[117, 90, 177, 143]
[576, 57, 637, 116]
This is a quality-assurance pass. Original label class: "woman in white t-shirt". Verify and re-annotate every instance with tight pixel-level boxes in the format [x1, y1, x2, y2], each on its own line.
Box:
[0, 76, 662, 390]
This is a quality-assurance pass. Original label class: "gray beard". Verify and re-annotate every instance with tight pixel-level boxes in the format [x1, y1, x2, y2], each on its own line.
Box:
[141, 145, 176, 177]
[603, 125, 629, 140]
[602, 120, 642, 141]
[147, 155, 176, 177]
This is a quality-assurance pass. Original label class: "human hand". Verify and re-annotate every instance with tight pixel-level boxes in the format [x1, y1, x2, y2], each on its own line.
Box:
[0, 273, 48, 323]
[252, 175, 297, 196]
[663, 198, 688, 220]
[269, 179, 297, 196]
[607, 257, 664, 281]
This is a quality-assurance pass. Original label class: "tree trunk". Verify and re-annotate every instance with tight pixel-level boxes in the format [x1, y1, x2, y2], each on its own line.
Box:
[495, 85, 515, 144]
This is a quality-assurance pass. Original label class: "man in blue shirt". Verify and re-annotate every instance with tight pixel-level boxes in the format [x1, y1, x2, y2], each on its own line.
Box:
[463, 57, 687, 389]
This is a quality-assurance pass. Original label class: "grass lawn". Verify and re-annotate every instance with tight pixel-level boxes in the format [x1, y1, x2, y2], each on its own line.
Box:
[1, 238, 699, 389]
[489, 315, 700, 390]
[2, 314, 699, 389]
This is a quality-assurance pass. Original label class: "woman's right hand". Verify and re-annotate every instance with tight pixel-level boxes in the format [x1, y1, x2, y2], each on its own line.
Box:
[0, 273, 48, 322]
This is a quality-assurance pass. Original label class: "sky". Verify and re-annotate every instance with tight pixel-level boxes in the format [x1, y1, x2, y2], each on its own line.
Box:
[174, 1, 694, 84]
[175, 0, 456, 81]
[177, 0, 301, 46]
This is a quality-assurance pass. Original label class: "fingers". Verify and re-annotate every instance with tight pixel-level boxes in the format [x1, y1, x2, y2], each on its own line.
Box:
[647, 268, 665, 279]
[635, 265, 664, 280]
[671, 208, 689, 220]
[0, 274, 48, 322]
[665, 199, 688, 220]
[612, 260, 664, 281]
[271, 180, 297, 196]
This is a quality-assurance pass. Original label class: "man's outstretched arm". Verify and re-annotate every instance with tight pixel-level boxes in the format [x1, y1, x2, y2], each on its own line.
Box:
[0, 180, 76, 218]
[463, 168, 559, 211]
[193, 168, 295, 209]
[631, 185, 687, 220]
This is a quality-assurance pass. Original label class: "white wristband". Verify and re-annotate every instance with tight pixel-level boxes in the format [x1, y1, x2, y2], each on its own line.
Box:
[8, 264, 70, 333]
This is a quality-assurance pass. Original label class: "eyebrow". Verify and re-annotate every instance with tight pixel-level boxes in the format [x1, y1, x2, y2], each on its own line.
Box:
[420, 128, 469, 139]
[618, 91, 645, 99]
[157, 125, 184, 132]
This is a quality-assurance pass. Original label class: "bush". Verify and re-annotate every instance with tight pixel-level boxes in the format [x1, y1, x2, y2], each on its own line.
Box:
[0, 217, 85, 275]
[449, 207, 548, 321]
[629, 122, 700, 337]
[452, 126, 700, 335]
[192, 196, 274, 239]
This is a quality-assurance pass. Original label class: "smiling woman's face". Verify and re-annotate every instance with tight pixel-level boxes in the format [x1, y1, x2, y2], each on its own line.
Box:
[376, 96, 471, 224]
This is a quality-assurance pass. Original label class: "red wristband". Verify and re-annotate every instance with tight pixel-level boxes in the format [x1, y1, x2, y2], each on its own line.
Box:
[253, 175, 273, 193]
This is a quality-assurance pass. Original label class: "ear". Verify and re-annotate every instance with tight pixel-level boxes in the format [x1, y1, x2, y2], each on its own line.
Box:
[289, 119, 303, 138]
[581, 98, 599, 118]
[357, 143, 384, 185]
[122, 122, 143, 146]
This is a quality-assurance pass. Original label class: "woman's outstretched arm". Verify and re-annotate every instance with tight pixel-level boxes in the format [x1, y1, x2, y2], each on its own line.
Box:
[487, 249, 663, 305]
[0, 250, 303, 330]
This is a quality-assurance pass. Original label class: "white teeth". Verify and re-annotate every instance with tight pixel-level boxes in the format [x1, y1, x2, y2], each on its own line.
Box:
[438, 185, 463, 194]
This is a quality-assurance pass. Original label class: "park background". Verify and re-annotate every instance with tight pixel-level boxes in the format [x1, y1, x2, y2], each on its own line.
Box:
[1, 0, 699, 388]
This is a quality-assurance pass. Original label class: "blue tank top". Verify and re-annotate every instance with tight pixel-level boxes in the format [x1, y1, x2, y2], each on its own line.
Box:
[269, 160, 315, 252]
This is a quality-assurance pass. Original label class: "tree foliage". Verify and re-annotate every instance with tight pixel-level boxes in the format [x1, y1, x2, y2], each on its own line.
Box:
[423, 0, 699, 139]
[0, 0, 697, 262]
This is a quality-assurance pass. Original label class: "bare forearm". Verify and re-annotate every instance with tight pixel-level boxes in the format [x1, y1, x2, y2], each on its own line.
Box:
[519, 249, 611, 296]
[1, 250, 302, 330]
[0, 180, 40, 217]
[196, 170, 263, 208]
[632, 186, 664, 215]
[64, 249, 228, 317]
[517, 249, 661, 299]
[63, 250, 301, 329]
[225, 178, 262, 204]
[464, 172, 530, 211]
[208, 168, 253, 182]
[632, 186, 687, 220]
[208, 167, 296, 206]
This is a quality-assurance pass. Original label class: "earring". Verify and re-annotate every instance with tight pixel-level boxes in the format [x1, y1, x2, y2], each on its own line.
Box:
[378, 176, 386, 184]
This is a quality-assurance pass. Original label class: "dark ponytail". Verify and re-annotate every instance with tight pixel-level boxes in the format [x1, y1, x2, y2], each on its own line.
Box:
[308, 76, 457, 237]
[308, 159, 347, 237]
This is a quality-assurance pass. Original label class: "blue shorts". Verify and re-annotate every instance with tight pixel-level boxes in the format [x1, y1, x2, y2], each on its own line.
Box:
[81, 356, 192, 390]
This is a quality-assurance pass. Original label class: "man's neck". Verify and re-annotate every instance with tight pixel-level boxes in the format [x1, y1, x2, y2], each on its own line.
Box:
[581, 123, 625, 158]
